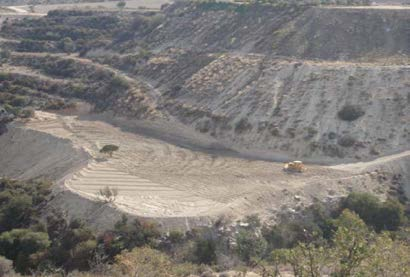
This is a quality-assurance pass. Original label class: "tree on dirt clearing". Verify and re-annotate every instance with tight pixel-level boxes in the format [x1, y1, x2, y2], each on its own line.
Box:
[117, 1, 126, 12]
[100, 144, 119, 157]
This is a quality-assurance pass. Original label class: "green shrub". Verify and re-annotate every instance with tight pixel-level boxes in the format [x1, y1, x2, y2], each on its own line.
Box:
[168, 230, 185, 244]
[59, 37, 76, 53]
[337, 105, 365, 121]
[19, 108, 35, 119]
[0, 229, 50, 274]
[235, 229, 267, 262]
[374, 199, 405, 232]
[99, 144, 119, 157]
[10, 96, 28, 107]
[337, 135, 356, 147]
[234, 118, 252, 134]
[109, 75, 130, 92]
[343, 193, 381, 225]
[0, 179, 51, 232]
[101, 215, 160, 259]
[193, 237, 217, 264]
[343, 192, 405, 232]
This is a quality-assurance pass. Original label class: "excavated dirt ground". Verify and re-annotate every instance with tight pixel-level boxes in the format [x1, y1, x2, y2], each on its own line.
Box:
[1, 109, 406, 230]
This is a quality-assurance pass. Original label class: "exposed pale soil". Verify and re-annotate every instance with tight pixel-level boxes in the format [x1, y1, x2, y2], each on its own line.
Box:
[0, 109, 405, 230]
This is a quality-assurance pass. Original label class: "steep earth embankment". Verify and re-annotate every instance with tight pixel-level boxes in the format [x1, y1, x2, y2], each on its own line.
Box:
[158, 55, 410, 163]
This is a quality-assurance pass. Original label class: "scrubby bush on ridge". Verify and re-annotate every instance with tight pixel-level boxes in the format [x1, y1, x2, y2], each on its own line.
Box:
[338, 104, 365, 121]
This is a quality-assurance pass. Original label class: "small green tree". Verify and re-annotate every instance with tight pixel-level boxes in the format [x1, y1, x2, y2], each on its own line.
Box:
[236, 229, 267, 263]
[343, 193, 405, 232]
[59, 37, 75, 53]
[193, 237, 217, 265]
[117, 1, 126, 12]
[374, 199, 405, 232]
[343, 192, 380, 226]
[100, 144, 119, 157]
[337, 104, 365, 121]
[0, 229, 50, 273]
[359, 232, 410, 277]
[273, 242, 327, 277]
[332, 210, 372, 277]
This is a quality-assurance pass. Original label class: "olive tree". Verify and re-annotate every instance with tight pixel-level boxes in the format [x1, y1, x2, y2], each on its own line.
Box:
[100, 144, 119, 157]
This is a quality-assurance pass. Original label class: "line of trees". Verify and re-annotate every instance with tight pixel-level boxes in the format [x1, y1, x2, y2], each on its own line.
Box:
[0, 177, 408, 276]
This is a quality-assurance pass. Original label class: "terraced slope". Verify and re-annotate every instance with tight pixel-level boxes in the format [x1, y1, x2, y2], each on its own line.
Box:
[0, 110, 400, 229]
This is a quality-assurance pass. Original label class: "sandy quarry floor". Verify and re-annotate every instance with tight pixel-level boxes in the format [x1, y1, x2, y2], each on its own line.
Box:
[15, 110, 399, 221]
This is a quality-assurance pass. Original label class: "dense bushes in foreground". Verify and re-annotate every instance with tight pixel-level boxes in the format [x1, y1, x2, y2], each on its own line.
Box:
[0, 178, 408, 276]
[271, 210, 410, 277]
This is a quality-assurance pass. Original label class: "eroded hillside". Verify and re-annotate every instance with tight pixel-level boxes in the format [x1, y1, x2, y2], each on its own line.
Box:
[0, 1, 409, 230]
[1, 2, 409, 163]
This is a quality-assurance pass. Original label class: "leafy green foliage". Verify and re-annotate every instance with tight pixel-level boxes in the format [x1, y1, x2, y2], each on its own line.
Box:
[117, 1, 126, 10]
[59, 37, 76, 53]
[193, 237, 217, 264]
[113, 247, 200, 277]
[273, 242, 327, 277]
[46, 215, 97, 271]
[0, 179, 51, 232]
[343, 192, 405, 232]
[235, 229, 267, 262]
[332, 210, 372, 276]
[337, 104, 365, 121]
[272, 210, 409, 277]
[0, 229, 50, 273]
[108, 75, 130, 92]
[99, 144, 119, 157]
[101, 215, 160, 259]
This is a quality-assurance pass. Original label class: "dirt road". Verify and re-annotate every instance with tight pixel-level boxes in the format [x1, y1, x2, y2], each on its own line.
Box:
[5, 0, 171, 14]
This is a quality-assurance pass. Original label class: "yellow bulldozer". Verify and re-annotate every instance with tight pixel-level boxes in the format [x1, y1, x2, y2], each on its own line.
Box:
[283, 161, 305, 173]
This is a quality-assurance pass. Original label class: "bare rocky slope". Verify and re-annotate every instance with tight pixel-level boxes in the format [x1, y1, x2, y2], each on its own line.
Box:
[132, 3, 410, 163]
[2, 3, 409, 163]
